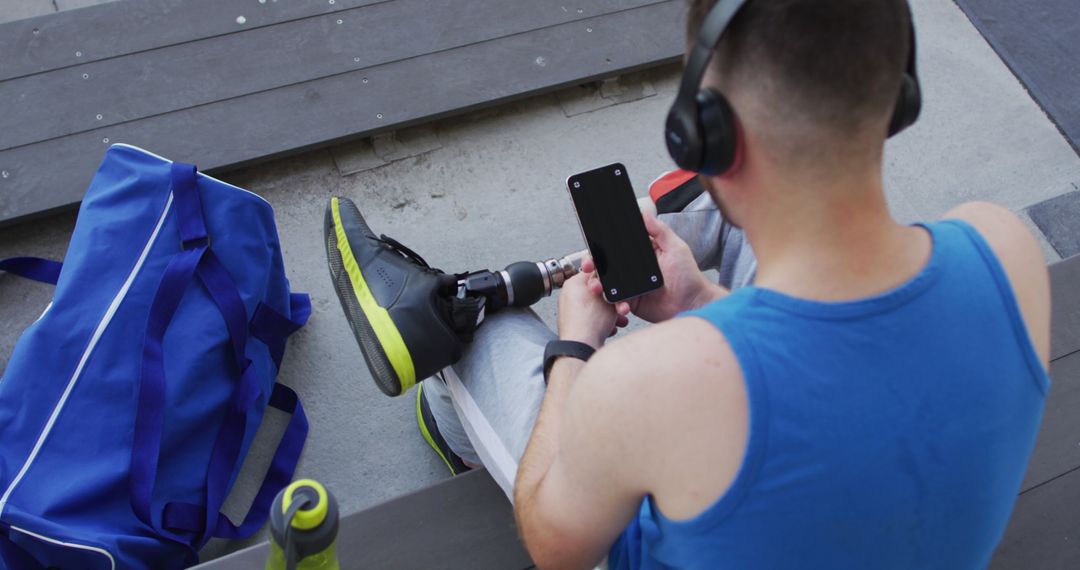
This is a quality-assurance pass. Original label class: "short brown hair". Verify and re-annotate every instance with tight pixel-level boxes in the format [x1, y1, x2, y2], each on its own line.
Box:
[687, 0, 911, 137]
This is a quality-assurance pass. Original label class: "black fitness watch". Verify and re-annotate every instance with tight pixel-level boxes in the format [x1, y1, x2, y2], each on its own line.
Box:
[542, 340, 596, 385]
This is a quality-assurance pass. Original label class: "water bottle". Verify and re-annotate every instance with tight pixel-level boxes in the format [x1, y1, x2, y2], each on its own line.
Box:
[265, 479, 340, 570]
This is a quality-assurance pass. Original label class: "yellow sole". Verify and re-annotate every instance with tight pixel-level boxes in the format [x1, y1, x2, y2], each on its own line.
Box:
[330, 197, 417, 393]
[416, 384, 457, 474]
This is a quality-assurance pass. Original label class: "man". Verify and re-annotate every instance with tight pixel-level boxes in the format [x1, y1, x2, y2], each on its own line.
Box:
[324, 0, 1051, 567]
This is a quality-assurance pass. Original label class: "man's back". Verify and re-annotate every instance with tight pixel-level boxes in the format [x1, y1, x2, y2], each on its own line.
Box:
[607, 219, 1048, 569]
[512, 1, 1055, 566]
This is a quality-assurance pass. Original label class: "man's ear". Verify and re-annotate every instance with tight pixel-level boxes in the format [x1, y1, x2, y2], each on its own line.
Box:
[697, 172, 725, 202]
[717, 120, 746, 180]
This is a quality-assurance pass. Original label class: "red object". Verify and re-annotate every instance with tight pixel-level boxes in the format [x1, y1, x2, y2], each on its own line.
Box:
[648, 169, 698, 205]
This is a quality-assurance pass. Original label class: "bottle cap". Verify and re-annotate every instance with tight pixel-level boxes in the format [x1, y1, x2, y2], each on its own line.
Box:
[270, 479, 339, 562]
[282, 479, 328, 530]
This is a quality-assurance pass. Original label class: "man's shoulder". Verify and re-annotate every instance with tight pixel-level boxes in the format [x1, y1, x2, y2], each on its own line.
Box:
[941, 201, 1051, 365]
[584, 316, 749, 460]
[593, 315, 742, 392]
[943, 201, 1037, 253]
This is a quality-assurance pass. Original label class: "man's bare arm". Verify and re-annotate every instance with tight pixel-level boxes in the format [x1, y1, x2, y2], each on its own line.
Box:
[513, 357, 584, 536]
[514, 317, 750, 568]
[514, 351, 645, 569]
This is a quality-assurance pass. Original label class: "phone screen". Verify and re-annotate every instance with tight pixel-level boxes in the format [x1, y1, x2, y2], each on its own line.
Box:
[567, 163, 663, 303]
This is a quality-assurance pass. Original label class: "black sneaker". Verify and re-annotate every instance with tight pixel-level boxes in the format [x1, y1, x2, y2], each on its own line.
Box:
[416, 382, 472, 475]
[324, 197, 463, 397]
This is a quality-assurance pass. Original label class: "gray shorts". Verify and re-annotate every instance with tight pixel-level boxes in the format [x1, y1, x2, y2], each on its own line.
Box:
[422, 192, 757, 498]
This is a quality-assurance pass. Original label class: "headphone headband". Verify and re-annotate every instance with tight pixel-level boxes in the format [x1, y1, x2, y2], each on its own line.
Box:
[674, 0, 750, 114]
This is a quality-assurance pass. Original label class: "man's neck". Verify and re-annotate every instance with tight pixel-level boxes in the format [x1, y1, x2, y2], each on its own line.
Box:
[743, 170, 932, 302]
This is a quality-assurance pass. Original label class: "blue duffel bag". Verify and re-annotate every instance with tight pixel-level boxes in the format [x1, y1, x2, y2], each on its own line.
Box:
[0, 145, 310, 569]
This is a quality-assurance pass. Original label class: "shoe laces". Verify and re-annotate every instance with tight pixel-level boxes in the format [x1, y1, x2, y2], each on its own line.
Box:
[376, 234, 439, 273]
[375, 234, 483, 337]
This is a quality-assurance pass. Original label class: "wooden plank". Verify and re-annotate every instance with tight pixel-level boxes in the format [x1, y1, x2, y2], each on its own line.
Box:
[1021, 350, 1080, 491]
[1028, 192, 1080, 259]
[192, 469, 532, 569]
[990, 467, 1080, 569]
[1050, 254, 1080, 360]
[0, 0, 383, 82]
[0, 1, 684, 225]
[0, 0, 666, 151]
[1021, 256, 1080, 489]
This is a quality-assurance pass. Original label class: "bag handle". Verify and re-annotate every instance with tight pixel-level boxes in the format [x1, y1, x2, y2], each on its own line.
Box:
[0, 257, 62, 285]
[130, 241, 208, 529]
[152, 293, 310, 541]
[252, 293, 313, 369]
[181, 289, 309, 546]
[161, 382, 307, 539]
[131, 163, 212, 531]
[130, 162, 308, 545]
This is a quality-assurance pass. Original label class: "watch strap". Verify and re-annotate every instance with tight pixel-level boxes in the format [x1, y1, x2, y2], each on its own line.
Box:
[543, 340, 596, 385]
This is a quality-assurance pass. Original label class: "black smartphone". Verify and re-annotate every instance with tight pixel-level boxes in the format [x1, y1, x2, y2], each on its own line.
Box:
[567, 163, 663, 303]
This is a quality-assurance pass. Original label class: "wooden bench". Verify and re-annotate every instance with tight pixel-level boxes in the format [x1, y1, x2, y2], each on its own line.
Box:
[194, 467, 531, 569]
[991, 254, 1080, 568]
[0, 0, 684, 226]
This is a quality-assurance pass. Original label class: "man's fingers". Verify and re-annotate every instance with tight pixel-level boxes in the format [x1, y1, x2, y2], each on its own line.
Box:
[642, 211, 675, 249]
[616, 314, 629, 328]
[586, 271, 602, 291]
[616, 302, 631, 316]
[581, 256, 595, 274]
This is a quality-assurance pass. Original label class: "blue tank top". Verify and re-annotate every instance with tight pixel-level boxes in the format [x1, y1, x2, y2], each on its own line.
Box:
[608, 220, 1049, 570]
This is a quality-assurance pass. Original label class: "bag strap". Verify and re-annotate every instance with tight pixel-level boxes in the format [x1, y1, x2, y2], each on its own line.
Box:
[130, 162, 308, 545]
[185, 285, 309, 545]
[172, 163, 209, 249]
[131, 164, 213, 532]
[161, 383, 307, 539]
[251, 293, 312, 369]
[0, 257, 62, 285]
[130, 241, 208, 529]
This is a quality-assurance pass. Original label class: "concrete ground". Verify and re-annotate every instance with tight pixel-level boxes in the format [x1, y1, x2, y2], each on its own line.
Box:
[1, 0, 1079, 563]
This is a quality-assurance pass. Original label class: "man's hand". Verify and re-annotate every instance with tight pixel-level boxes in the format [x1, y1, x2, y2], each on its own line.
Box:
[558, 267, 629, 349]
[589, 212, 726, 323]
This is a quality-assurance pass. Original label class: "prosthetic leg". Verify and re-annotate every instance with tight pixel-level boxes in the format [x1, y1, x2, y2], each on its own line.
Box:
[323, 171, 709, 398]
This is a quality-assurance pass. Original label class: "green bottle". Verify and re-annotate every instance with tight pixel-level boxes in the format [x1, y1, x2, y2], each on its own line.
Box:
[266, 479, 340, 570]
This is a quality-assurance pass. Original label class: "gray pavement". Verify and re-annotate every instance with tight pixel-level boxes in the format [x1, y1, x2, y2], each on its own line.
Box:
[1, 0, 1079, 563]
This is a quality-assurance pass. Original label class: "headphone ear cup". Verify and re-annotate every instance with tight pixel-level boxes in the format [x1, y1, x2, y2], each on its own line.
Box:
[887, 74, 922, 138]
[665, 107, 705, 172]
[697, 89, 740, 176]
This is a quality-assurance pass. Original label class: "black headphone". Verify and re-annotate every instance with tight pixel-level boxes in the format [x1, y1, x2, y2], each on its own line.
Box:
[665, 0, 923, 176]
